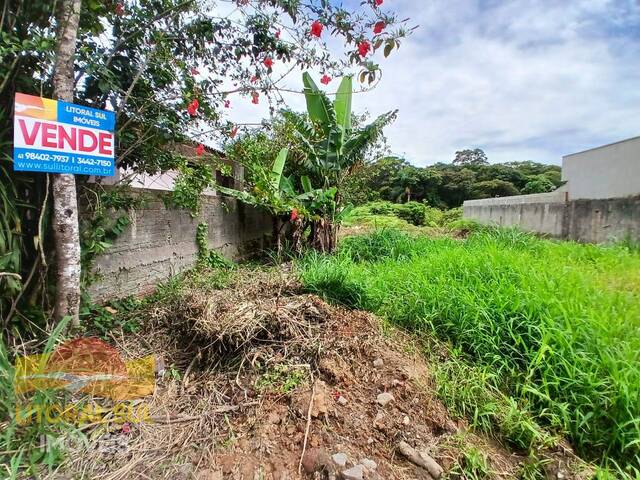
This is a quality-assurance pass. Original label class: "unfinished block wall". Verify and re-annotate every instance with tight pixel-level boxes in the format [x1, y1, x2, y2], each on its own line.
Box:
[84, 191, 272, 301]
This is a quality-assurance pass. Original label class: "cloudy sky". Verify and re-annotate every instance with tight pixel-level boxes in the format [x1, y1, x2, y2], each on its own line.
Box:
[226, 0, 640, 166]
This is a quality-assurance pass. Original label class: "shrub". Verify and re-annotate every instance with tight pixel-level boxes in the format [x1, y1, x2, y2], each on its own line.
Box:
[522, 175, 556, 194]
[442, 207, 463, 226]
[366, 201, 396, 215]
[424, 207, 445, 227]
[447, 219, 485, 233]
[394, 201, 427, 226]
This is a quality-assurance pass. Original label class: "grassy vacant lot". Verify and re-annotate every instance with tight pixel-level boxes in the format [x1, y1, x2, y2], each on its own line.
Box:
[299, 227, 640, 475]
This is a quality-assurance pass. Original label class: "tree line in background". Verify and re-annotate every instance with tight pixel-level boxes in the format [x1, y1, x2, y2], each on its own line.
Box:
[342, 148, 563, 209]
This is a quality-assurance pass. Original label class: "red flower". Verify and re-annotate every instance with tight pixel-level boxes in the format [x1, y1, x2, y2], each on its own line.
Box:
[230, 126, 239, 138]
[224, 99, 231, 108]
[275, 29, 281, 39]
[250, 75, 258, 83]
[115, 3, 125, 15]
[196, 144, 204, 156]
[310, 21, 323, 38]
[187, 98, 199, 116]
[375, 0, 383, 6]
[251, 92, 259, 104]
[122, 422, 131, 434]
[321, 74, 331, 85]
[290, 208, 298, 221]
[358, 40, 371, 57]
[190, 67, 199, 75]
[263, 57, 273, 69]
[373, 21, 386, 34]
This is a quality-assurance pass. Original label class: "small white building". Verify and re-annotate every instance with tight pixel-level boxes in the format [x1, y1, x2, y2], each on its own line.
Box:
[562, 136, 640, 200]
[463, 136, 640, 242]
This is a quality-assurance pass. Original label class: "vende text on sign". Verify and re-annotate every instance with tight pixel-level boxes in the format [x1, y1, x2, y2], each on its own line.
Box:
[13, 93, 115, 176]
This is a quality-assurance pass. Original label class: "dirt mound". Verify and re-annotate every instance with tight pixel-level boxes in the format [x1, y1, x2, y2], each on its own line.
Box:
[57, 269, 585, 480]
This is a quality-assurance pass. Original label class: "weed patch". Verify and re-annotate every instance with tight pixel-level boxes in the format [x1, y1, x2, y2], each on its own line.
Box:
[0, 318, 84, 478]
[298, 228, 640, 471]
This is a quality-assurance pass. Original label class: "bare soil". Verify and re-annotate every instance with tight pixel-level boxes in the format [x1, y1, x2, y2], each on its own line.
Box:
[53, 268, 585, 480]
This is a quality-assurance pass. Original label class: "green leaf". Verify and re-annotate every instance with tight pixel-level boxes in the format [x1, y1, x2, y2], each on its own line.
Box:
[280, 175, 295, 196]
[270, 148, 289, 191]
[301, 175, 313, 193]
[384, 41, 394, 58]
[302, 72, 335, 133]
[334, 76, 353, 133]
[342, 110, 398, 166]
[336, 203, 354, 222]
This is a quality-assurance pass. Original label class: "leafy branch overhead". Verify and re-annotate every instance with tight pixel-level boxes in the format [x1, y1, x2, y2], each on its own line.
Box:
[1, 0, 414, 180]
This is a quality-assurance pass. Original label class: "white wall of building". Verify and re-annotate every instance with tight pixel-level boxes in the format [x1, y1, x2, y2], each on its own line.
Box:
[562, 136, 640, 200]
[93, 167, 217, 196]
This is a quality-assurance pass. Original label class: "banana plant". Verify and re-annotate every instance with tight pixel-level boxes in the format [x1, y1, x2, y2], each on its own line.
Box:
[217, 73, 395, 252]
[215, 147, 326, 216]
[288, 72, 398, 190]
[280, 72, 396, 250]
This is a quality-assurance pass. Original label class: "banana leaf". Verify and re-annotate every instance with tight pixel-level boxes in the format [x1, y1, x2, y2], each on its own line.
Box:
[334, 75, 353, 133]
[302, 72, 335, 134]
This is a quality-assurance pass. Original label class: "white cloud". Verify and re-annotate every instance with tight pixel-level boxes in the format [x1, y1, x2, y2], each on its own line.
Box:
[220, 0, 640, 166]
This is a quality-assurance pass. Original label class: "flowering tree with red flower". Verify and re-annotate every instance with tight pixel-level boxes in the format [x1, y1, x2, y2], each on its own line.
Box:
[358, 40, 371, 57]
[373, 21, 386, 34]
[50, 0, 412, 178]
[187, 98, 199, 116]
[2, 0, 413, 327]
[310, 20, 324, 38]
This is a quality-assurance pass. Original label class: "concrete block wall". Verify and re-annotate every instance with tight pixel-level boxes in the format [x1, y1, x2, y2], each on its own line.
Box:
[562, 136, 640, 200]
[463, 192, 640, 243]
[463, 192, 567, 237]
[563, 196, 640, 243]
[85, 190, 272, 302]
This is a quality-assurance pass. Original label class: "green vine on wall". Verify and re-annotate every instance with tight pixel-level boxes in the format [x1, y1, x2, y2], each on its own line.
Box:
[196, 222, 232, 269]
[79, 185, 143, 288]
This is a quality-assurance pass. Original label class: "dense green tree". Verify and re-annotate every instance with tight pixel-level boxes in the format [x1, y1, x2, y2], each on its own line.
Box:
[342, 156, 407, 204]
[474, 164, 529, 190]
[542, 169, 562, 185]
[438, 168, 477, 206]
[522, 175, 557, 194]
[393, 165, 442, 204]
[453, 148, 489, 166]
[471, 179, 520, 198]
[342, 151, 562, 208]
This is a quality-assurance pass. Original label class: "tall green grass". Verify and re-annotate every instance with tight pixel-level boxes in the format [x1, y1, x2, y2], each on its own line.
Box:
[299, 228, 640, 471]
[0, 317, 82, 478]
